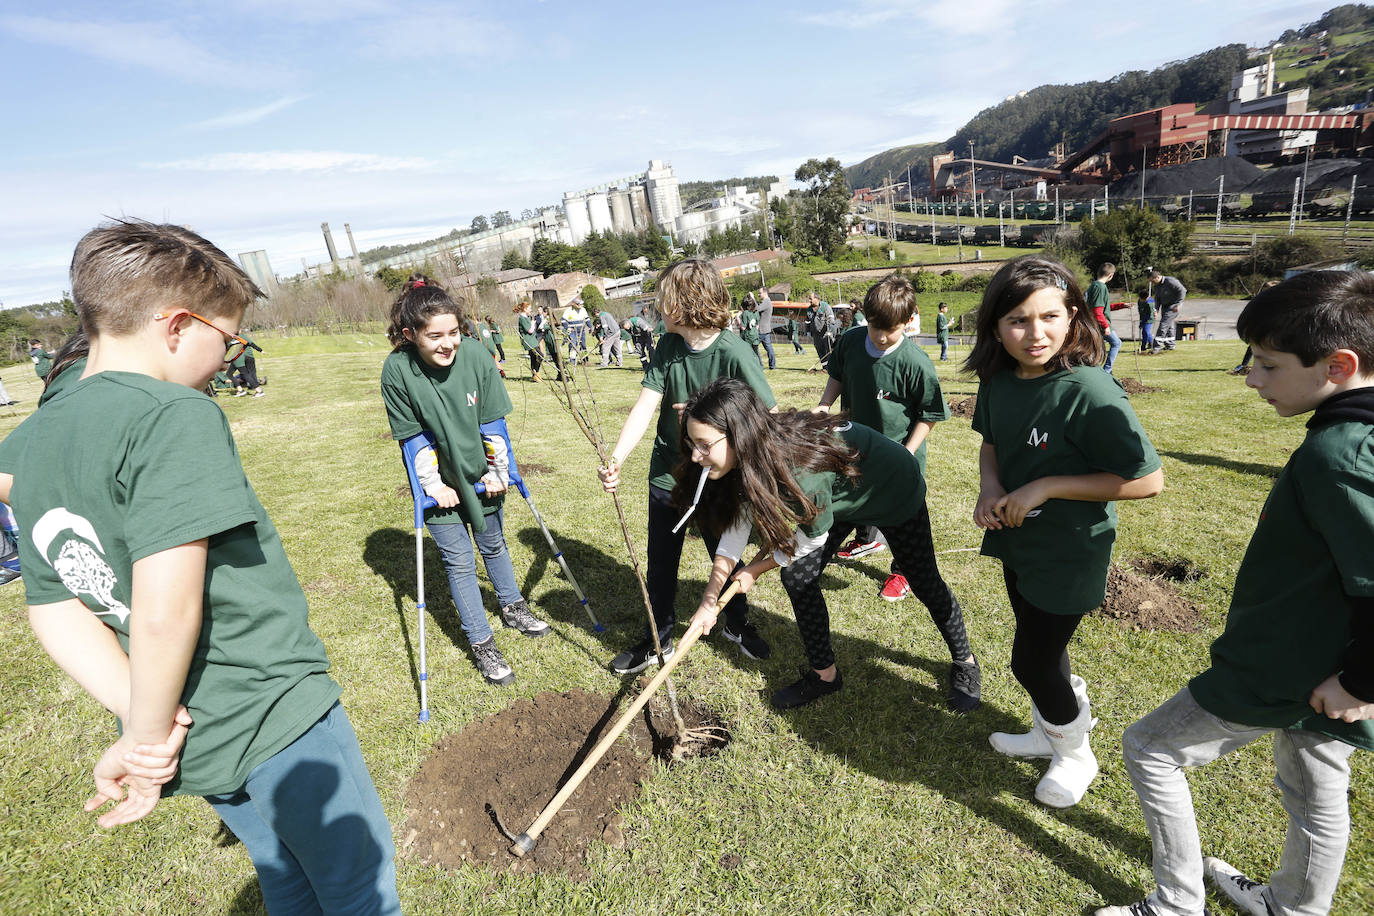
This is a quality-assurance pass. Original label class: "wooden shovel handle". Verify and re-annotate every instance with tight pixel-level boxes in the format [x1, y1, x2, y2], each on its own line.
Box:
[509, 580, 743, 857]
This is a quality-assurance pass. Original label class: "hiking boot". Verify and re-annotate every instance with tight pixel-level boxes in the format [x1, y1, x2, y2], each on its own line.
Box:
[879, 573, 911, 602]
[771, 669, 843, 709]
[500, 599, 549, 637]
[721, 619, 771, 660]
[1205, 857, 1273, 916]
[609, 636, 674, 674]
[472, 637, 514, 686]
[948, 656, 982, 713]
[531, 371, 543, 383]
[836, 538, 885, 560]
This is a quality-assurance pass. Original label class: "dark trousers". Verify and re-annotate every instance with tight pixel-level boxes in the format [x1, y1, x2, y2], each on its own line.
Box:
[526, 346, 543, 375]
[813, 334, 832, 366]
[494, 341, 506, 361]
[645, 485, 749, 637]
[780, 502, 971, 672]
[234, 356, 260, 389]
[1002, 567, 1085, 725]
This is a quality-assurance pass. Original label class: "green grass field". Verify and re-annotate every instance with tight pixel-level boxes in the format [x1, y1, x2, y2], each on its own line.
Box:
[1, 334, 1370, 915]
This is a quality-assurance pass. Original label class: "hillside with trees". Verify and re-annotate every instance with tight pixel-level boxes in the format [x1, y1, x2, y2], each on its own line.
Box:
[679, 175, 779, 208]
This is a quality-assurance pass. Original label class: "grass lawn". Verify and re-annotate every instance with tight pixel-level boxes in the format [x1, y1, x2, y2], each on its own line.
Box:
[1, 335, 1371, 915]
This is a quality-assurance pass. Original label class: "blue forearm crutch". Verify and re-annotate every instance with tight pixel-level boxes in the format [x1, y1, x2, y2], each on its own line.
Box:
[476, 418, 603, 632]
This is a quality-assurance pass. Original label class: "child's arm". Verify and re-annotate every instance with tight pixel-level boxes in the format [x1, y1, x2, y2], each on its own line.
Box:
[905, 421, 934, 454]
[995, 468, 1164, 528]
[691, 548, 779, 634]
[813, 377, 842, 413]
[974, 442, 1008, 529]
[412, 443, 459, 508]
[599, 387, 663, 491]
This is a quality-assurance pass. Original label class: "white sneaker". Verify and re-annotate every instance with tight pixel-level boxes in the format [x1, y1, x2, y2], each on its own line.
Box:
[1094, 902, 1166, 916]
[1205, 856, 1273, 916]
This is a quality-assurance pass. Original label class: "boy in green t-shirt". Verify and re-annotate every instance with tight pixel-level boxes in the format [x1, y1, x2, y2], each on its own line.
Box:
[1097, 271, 1374, 916]
[0, 221, 399, 913]
[935, 302, 950, 360]
[814, 274, 979, 709]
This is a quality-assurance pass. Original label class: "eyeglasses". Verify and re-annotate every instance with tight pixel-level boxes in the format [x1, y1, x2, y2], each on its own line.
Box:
[153, 310, 262, 363]
[689, 433, 728, 456]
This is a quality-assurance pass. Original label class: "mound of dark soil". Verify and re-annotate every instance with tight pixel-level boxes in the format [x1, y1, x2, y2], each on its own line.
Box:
[949, 395, 977, 418]
[1121, 378, 1162, 395]
[404, 689, 726, 879]
[1097, 564, 1204, 632]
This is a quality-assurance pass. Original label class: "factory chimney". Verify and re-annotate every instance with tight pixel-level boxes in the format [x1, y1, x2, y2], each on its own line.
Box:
[344, 223, 360, 260]
[321, 222, 339, 262]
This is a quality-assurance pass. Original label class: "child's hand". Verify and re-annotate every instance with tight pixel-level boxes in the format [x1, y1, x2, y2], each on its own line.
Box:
[434, 485, 460, 508]
[974, 487, 1007, 530]
[598, 459, 621, 492]
[120, 705, 193, 785]
[480, 473, 507, 496]
[995, 481, 1049, 527]
[86, 735, 167, 828]
[691, 597, 722, 634]
[1309, 674, 1374, 722]
[810, 405, 831, 415]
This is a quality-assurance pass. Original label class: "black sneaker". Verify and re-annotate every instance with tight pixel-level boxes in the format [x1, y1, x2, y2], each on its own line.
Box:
[472, 637, 514, 686]
[771, 669, 843, 709]
[500, 599, 549, 637]
[721, 620, 772, 660]
[948, 657, 982, 713]
[609, 636, 674, 674]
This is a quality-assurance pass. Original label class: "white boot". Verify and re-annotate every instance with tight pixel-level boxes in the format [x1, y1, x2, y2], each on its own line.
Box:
[989, 675, 1089, 759]
[1034, 699, 1099, 808]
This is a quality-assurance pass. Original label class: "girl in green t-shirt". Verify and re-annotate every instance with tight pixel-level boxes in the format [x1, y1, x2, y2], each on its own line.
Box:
[670, 377, 979, 713]
[964, 255, 1164, 810]
[484, 314, 506, 362]
[382, 277, 550, 687]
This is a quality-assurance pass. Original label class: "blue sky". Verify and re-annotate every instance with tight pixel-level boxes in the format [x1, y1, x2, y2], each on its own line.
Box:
[0, 0, 1333, 306]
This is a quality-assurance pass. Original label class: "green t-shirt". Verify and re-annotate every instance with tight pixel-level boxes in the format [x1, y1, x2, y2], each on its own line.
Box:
[487, 320, 503, 344]
[0, 372, 340, 796]
[620, 327, 633, 342]
[38, 356, 87, 407]
[1085, 279, 1110, 314]
[30, 347, 53, 378]
[972, 367, 1160, 613]
[739, 310, 760, 345]
[230, 335, 257, 370]
[472, 321, 498, 357]
[1189, 419, 1374, 750]
[827, 327, 948, 474]
[642, 331, 776, 491]
[517, 313, 538, 350]
[794, 422, 925, 536]
[380, 341, 513, 530]
[935, 313, 950, 341]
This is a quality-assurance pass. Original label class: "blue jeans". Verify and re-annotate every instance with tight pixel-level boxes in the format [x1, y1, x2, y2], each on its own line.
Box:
[1122, 687, 1355, 916]
[206, 702, 400, 916]
[1102, 328, 1121, 373]
[759, 333, 776, 369]
[428, 508, 523, 645]
[938, 337, 948, 360]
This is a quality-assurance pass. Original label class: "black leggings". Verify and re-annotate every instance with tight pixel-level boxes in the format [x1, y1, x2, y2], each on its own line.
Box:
[526, 346, 543, 375]
[645, 485, 749, 638]
[1002, 567, 1084, 725]
[779, 502, 971, 671]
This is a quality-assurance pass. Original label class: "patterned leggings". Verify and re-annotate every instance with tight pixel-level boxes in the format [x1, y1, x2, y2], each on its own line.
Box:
[779, 501, 971, 671]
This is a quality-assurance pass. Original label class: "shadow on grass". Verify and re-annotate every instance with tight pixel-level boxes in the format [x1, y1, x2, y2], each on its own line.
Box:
[1160, 450, 1281, 478]
[701, 599, 1149, 904]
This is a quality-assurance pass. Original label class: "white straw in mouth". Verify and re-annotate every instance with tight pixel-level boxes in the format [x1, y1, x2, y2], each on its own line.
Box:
[671, 465, 711, 533]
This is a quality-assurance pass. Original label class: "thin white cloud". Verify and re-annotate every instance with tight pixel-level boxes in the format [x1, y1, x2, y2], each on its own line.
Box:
[150, 151, 437, 172]
[0, 15, 287, 89]
[192, 96, 310, 130]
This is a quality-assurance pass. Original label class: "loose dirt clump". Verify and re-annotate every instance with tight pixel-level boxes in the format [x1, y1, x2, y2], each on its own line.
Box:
[1121, 378, 1162, 395]
[517, 461, 554, 476]
[1130, 555, 1205, 584]
[949, 396, 977, 419]
[1097, 564, 1204, 632]
[404, 689, 728, 879]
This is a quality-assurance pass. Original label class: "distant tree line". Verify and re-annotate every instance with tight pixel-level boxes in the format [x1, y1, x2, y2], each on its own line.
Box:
[679, 175, 780, 208]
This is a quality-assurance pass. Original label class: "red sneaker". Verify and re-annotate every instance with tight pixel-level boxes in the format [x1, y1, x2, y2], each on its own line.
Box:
[837, 538, 886, 560]
[880, 573, 911, 602]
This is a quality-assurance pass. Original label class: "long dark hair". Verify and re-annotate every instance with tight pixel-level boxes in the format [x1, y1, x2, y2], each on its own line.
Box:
[672, 378, 861, 555]
[385, 273, 466, 351]
[43, 328, 90, 393]
[961, 255, 1102, 380]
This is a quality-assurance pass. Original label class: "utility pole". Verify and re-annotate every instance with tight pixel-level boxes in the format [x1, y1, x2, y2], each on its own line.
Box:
[968, 140, 978, 220]
[929, 200, 936, 246]
[998, 201, 1005, 247]
[955, 194, 964, 262]
[1215, 175, 1225, 232]
[1288, 176, 1301, 235]
[1055, 187, 1061, 224]
[1345, 174, 1357, 246]
[1298, 145, 1313, 223]
[1187, 189, 1194, 222]
[1140, 147, 1147, 208]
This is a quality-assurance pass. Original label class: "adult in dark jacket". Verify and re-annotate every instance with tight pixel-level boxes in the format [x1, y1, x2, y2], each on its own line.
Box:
[1148, 270, 1186, 353]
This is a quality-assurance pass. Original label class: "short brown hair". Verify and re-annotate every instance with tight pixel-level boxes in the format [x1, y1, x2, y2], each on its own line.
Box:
[70, 220, 261, 336]
[861, 274, 917, 330]
[962, 255, 1103, 380]
[1095, 262, 1115, 279]
[656, 258, 731, 330]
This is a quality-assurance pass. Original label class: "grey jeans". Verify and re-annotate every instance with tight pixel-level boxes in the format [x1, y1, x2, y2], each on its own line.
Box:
[1122, 687, 1355, 916]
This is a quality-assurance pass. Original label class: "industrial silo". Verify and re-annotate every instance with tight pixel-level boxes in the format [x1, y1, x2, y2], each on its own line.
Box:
[563, 191, 592, 245]
[629, 185, 652, 231]
[586, 191, 613, 236]
[609, 188, 634, 234]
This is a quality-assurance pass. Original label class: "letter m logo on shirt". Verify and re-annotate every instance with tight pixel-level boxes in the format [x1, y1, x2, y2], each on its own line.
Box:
[466, 391, 478, 407]
[1027, 428, 1049, 449]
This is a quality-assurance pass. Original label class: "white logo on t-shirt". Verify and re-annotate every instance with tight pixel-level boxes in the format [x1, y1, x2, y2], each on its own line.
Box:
[466, 391, 478, 407]
[876, 389, 891, 401]
[1027, 428, 1049, 449]
[31, 507, 130, 624]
